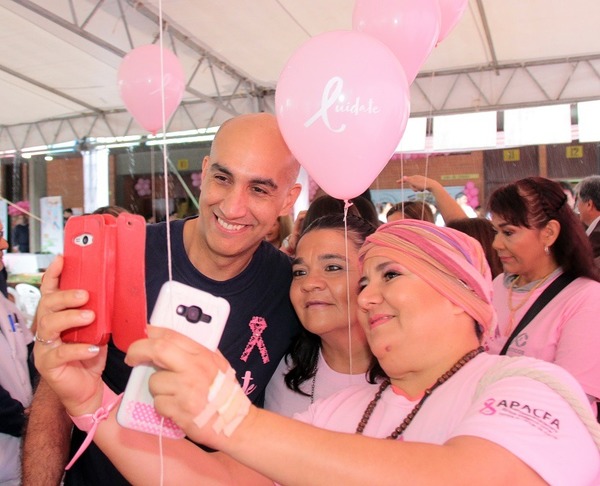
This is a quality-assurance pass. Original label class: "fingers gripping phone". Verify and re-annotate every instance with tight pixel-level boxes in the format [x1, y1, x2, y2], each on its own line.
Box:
[117, 281, 230, 438]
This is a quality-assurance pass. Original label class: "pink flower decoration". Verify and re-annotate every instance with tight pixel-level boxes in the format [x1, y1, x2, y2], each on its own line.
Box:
[463, 182, 480, 208]
[134, 178, 152, 197]
[191, 172, 202, 188]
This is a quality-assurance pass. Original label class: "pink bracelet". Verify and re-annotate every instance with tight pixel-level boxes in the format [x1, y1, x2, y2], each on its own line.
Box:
[65, 383, 123, 470]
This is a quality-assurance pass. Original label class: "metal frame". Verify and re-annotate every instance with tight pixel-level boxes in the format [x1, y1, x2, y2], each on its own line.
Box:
[1, 0, 600, 152]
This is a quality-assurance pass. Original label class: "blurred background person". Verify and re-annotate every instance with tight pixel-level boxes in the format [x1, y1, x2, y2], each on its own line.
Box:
[265, 214, 293, 249]
[386, 201, 434, 223]
[454, 191, 478, 218]
[91, 205, 129, 217]
[63, 208, 73, 227]
[11, 215, 29, 253]
[558, 180, 576, 211]
[575, 175, 600, 263]
[0, 219, 34, 485]
[486, 176, 600, 413]
[400, 175, 468, 224]
[446, 218, 504, 279]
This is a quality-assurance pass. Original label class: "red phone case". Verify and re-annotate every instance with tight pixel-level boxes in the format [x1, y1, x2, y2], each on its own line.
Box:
[60, 213, 147, 350]
[60, 214, 116, 346]
[111, 213, 147, 351]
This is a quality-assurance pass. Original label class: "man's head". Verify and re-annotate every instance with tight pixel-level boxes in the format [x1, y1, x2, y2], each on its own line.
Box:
[63, 208, 73, 224]
[576, 175, 600, 226]
[198, 113, 301, 262]
[455, 192, 468, 206]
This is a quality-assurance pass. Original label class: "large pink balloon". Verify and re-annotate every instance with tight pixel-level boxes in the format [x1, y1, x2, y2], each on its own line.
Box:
[437, 0, 469, 43]
[118, 45, 185, 134]
[276, 31, 410, 201]
[352, 0, 441, 84]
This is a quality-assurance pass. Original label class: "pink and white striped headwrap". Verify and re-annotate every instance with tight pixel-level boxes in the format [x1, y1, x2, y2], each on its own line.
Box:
[359, 220, 496, 334]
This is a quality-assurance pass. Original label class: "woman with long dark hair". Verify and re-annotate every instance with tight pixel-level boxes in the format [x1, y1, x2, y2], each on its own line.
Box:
[265, 214, 378, 416]
[487, 176, 600, 411]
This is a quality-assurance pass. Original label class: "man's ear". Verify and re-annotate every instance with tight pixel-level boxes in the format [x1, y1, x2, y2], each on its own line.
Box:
[544, 219, 561, 246]
[280, 183, 302, 217]
[200, 156, 210, 183]
[584, 199, 595, 213]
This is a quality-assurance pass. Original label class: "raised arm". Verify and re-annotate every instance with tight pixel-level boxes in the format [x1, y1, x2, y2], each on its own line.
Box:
[400, 175, 467, 223]
[21, 379, 72, 485]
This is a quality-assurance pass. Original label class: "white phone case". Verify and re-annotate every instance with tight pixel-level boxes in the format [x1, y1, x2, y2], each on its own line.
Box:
[116, 281, 230, 438]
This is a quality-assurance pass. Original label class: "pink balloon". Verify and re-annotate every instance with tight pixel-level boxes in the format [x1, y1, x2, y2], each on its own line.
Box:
[118, 45, 185, 134]
[352, 0, 441, 84]
[276, 31, 410, 200]
[437, 0, 468, 43]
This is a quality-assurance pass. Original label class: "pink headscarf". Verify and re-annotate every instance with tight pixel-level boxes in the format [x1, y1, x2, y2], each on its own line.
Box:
[359, 220, 496, 335]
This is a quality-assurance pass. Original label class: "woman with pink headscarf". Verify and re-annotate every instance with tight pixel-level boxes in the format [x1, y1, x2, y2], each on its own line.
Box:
[33, 221, 600, 484]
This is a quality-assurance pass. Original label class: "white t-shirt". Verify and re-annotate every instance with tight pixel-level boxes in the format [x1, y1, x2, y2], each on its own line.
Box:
[295, 353, 600, 485]
[265, 350, 376, 417]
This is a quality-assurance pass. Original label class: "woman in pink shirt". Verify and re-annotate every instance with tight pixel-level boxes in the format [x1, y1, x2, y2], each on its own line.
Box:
[486, 176, 600, 411]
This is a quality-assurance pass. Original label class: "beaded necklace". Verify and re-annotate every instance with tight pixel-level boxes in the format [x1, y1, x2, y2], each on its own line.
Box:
[355, 347, 484, 439]
[506, 272, 554, 336]
[310, 371, 317, 404]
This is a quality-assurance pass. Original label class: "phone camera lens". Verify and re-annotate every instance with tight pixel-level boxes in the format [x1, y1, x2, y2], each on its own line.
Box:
[82, 235, 89, 244]
[186, 306, 202, 323]
[176, 305, 187, 316]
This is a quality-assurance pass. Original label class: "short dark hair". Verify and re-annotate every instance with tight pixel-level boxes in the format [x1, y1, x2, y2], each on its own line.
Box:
[302, 195, 380, 231]
[558, 180, 575, 197]
[386, 201, 434, 223]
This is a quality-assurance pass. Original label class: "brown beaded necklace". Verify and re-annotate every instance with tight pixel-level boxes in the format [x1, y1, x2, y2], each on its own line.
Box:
[356, 347, 484, 439]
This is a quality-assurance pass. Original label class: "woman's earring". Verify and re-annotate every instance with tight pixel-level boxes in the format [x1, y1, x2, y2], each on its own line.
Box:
[544, 245, 550, 255]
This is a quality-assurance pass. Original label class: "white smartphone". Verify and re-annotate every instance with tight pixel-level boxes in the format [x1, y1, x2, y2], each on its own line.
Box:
[116, 281, 230, 439]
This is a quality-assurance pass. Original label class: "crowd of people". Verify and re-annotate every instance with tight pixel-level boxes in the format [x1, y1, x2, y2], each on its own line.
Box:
[2, 112, 599, 484]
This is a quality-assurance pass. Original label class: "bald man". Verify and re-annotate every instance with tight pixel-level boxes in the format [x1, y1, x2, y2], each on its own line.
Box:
[22, 114, 303, 486]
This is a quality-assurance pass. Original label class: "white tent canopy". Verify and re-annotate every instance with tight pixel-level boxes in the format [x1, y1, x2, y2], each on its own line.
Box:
[1, 0, 599, 152]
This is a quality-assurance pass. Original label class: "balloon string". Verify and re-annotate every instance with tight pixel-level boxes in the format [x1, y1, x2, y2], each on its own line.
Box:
[157, 0, 173, 284]
[400, 153, 404, 216]
[150, 148, 156, 223]
[157, 2, 169, 486]
[423, 71, 436, 222]
[343, 200, 353, 380]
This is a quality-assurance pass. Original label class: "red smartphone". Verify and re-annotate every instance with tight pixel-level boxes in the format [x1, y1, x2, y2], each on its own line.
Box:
[60, 214, 116, 346]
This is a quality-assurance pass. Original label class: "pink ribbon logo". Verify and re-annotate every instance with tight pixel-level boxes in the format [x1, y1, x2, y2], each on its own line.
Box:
[479, 398, 497, 416]
[240, 317, 269, 364]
